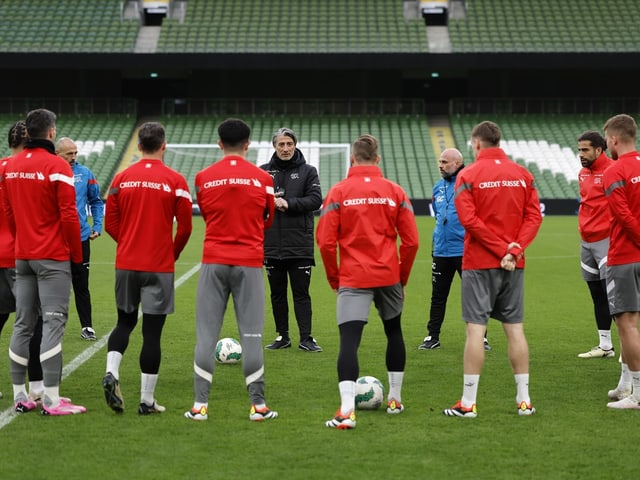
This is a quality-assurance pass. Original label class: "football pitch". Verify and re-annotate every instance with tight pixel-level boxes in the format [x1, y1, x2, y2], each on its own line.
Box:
[1, 215, 639, 479]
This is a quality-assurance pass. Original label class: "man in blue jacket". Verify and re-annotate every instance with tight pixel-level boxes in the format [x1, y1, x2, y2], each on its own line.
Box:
[56, 137, 104, 340]
[419, 148, 490, 350]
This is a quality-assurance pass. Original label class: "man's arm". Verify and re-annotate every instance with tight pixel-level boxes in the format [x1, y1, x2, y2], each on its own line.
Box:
[316, 192, 341, 290]
[86, 171, 104, 237]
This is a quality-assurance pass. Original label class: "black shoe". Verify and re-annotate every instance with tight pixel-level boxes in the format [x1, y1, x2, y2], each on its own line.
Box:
[266, 336, 291, 350]
[138, 400, 166, 415]
[299, 337, 323, 352]
[102, 372, 124, 413]
[81, 327, 97, 341]
[418, 336, 440, 350]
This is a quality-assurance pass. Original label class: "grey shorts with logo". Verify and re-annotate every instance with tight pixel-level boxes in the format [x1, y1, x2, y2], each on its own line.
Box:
[115, 270, 175, 315]
[580, 238, 609, 282]
[606, 263, 640, 316]
[461, 269, 524, 325]
[336, 283, 403, 325]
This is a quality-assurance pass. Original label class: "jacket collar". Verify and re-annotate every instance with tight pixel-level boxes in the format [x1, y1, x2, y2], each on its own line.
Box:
[25, 138, 55, 154]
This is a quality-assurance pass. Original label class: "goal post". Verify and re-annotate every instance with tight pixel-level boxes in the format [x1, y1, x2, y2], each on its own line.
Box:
[164, 142, 351, 194]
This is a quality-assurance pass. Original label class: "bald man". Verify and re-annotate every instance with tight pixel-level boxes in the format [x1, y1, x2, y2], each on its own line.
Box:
[419, 148, 490, 351]
[56, 137, 104, 341]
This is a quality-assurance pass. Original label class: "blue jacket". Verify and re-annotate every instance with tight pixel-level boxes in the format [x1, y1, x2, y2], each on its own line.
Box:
[431, 172, 464, 257]
[72, 162, 104, 241]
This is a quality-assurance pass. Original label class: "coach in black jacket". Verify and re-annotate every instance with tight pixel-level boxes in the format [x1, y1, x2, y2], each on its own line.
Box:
[261, 128, 323, 352]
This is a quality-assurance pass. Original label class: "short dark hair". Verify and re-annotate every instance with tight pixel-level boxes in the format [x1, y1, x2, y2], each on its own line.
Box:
[218, 118, 251, 149]
[8, 120, 27, 149]
[578, 131, 607, 151]
[471, 120, 501, 147]
[138, 122, 165, 153]
[25, 108, 56, 139]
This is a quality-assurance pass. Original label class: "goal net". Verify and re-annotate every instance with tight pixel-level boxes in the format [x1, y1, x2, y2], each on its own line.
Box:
[164, 141, 351, 194]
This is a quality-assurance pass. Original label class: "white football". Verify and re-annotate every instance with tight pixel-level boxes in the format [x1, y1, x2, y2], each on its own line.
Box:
[215, 337, 242, 364]
[355, 375, 385, 410]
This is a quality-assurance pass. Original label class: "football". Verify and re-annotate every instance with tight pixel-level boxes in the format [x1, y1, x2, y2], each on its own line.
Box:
[215, 337, 242, 364]
[355, 375, 385, 410]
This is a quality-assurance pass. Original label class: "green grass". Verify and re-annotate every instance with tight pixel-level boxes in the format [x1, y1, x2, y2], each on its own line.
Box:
[1, 215, 640, 479]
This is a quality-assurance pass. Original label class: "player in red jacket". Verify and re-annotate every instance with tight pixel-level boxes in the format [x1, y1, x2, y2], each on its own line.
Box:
[0, 120, 44, 405]
[184, 118, 277, 422]
[1, 109, 84, 416]
[443, 120, 542, 418]
[576, 131, 616, 358]
[102, 122, 193, 415]
[316, 134, 419, 429]
[602, 114, 640, 409]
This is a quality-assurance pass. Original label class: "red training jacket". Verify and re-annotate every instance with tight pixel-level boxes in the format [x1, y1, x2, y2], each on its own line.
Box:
[195, 155, 275, 268]
[105, 158, 193, 272]
[0, 157, 15, 268]
[454, 147, 542, 270]
[316, 165, 419, 290]
[603, 150, 640, 265]
[1, 146, 82, 264]
[578, 152, 614, 242]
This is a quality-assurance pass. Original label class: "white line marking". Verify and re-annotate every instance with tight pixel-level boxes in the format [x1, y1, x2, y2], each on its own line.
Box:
[0, 263, 201, 429]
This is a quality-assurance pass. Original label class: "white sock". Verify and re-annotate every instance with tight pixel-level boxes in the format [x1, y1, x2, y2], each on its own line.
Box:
[44, 385, 60, 407]
[598, 330, 613, 350]
[140, 373, 159, 405]
[28, 380, 44, 396]
[106, 351, 123, 380]
[387, 371, 404, 402]
[630, 370, 640, 400]
[461, 374, 480, 407]
[193, 402, 207, 411]
[618, 363, 632, 391]
[12, 384, 28, 402]
[515, 373, 531, 404]
[339, 380, 356, 415]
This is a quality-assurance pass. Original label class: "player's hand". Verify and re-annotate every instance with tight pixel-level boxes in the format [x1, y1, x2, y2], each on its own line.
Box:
[275, 197, 288, 212]
[500, 254, 517, 271]
[89, 230, 100, 240]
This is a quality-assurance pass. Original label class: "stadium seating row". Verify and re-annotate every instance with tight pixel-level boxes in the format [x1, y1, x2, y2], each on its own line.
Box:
[3, 111, 633, 200]
[449, 113, 624, 199]
[156, 0, 428, 53]
[0, 0, 138, 53]
[448, 0, 640, 53]
[0, 114, 135, 196]
[2, 0, 639, 53]
[158, 114, 436, 198]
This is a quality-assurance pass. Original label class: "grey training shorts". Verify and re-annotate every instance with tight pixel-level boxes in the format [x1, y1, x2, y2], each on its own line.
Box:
[606, 263, 640, 316]
[336, 283, 403, 325]
[461, 269, 524, 325]
[115, 269, 175, 315]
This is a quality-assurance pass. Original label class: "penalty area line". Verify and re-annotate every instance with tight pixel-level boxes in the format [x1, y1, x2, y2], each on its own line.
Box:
[0, 263, 201, 430]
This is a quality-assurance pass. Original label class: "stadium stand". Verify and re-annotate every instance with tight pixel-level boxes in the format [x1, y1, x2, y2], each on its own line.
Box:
[449, 112, 632, 199]
[0, 114, 136, 196]
[156, 0, 429, 53]
[1, 0, 639, 55]
[448, 0, 640, 53]
[159, 114, 435, 198]
[0, 0, 138, 53]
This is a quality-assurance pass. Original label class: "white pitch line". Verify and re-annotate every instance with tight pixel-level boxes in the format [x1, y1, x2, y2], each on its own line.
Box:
[0, 263, 201, 430]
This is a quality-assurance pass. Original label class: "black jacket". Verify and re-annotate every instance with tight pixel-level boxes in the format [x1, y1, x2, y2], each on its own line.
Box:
[260, 148, 322, 260]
